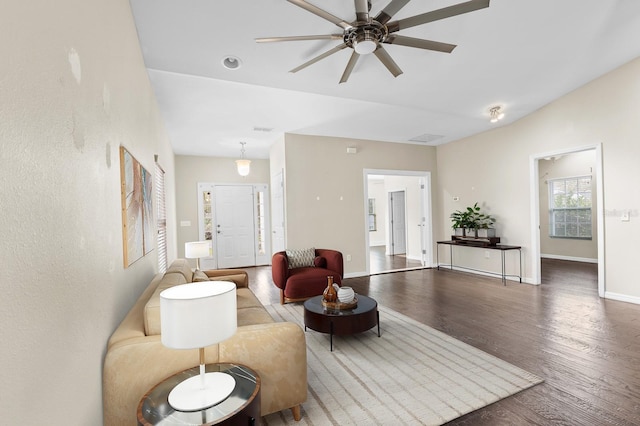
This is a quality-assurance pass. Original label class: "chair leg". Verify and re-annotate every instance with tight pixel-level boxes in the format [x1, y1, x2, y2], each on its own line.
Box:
[291, 404, 301, 421]
[280, 289, 285, 305]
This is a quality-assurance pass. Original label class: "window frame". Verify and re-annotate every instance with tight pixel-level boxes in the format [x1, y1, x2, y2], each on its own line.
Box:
[548, 175, 592, 240]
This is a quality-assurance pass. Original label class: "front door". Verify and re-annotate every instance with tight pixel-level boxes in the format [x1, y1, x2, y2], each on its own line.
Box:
[214, 185, 256, 268]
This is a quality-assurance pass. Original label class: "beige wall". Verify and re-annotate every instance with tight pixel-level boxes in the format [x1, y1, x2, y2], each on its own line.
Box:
[437, 56, 640, 301]
[175, 155, 271, 262]
[0, 0, 176, 422]
[282, 134, 437, 276]
[539, 150, 598, 261]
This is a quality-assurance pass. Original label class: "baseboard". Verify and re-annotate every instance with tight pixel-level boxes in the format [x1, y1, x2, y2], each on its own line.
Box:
[344, 271, 368, 279]
[605, 291, 640, 305]
[541, 254, 598, 263]
[436, 264, 533, 285]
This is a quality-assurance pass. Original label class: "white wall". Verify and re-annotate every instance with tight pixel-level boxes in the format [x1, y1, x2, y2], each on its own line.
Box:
[437, 56, 640, 301]
[282, 134, 438, 276]
[539, 150, 598, 261]
[0, 0, 176, 422]
[367, 178, 387, 246]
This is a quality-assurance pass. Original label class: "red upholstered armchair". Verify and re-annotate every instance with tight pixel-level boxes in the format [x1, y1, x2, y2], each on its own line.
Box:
[272, 248, 344, 304]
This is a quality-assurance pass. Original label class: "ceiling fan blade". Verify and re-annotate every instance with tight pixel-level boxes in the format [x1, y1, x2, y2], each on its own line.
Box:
[373, 46, 403, 77]
[256, 34, 343, 43]
[287, 0, 353, 30]
[290, 43, 348, 73]
[354, 0, 370, 22]
[387, 0, 490, 33]
[339, 51, 361, 84]
[385, 34, 456, 53]
[375, 0, 411, 25]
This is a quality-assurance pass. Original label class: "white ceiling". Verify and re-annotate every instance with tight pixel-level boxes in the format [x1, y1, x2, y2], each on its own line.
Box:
[130, 0, 640, 159]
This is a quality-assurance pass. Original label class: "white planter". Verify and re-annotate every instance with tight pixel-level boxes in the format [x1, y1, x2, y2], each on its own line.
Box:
[454, 228, 465, 236]
[477, 228, 496, 238]
[465, 228, 477, 237]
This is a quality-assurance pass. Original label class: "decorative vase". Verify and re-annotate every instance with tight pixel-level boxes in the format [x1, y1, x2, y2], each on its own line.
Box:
[323, 276, 337, 302]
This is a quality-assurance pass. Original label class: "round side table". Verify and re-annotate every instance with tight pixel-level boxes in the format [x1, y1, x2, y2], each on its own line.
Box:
[137, 363, 261, 426]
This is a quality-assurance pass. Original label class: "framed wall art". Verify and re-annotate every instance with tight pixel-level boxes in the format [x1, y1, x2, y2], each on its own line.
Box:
[120, 146, 154, 267]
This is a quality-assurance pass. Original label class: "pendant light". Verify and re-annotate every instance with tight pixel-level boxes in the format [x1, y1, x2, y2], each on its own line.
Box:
[235, 142, 251, 177]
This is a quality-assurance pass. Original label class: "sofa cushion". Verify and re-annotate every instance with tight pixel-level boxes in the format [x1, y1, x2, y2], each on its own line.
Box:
[238, 307, 275, 326]
[143, 272, 188, 336]
[313, 256, 327, 268]
[286, 247, 315, 269]
[192, 270, 209, 282]
[165, 258, 194, 282]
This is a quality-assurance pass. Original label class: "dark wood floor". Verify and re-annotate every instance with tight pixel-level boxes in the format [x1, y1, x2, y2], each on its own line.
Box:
[247, 259, 640, 425]
[369, 245, 423, 274]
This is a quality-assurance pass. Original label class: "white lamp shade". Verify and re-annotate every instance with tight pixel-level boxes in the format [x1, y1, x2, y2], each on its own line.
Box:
[236, 159, 251, 176]
[184, 241, 211, 259]
[160, 281, 237, 349]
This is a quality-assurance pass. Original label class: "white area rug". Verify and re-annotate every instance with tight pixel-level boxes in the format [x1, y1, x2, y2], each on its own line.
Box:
[263, 302, 542, 425]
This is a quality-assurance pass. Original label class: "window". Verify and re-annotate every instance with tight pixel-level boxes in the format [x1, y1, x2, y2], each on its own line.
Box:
[548, 176, 592, 239]
[155, 162, 167, 272]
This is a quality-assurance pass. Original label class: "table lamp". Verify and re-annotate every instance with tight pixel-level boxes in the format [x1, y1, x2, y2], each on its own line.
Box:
[160, 281, 237, 411]
[185, 241, 211, 270]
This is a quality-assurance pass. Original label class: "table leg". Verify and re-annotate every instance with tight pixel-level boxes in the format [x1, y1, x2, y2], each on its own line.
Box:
[377, 310, 380, 337]
[450, 244, 453, 270]
[501, 250, 506, 286]
[330, 321, 333, 352]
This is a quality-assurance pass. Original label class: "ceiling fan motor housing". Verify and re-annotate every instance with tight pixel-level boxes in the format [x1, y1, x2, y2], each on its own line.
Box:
[344, 22, 387, 54]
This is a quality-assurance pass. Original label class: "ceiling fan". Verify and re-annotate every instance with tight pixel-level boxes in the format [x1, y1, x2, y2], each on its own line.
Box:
[256, 0, 490, 83]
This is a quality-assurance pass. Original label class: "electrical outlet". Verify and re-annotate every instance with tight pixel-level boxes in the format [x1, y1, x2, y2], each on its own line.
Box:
[484, 251, 490, 259]
[346, 254, 352, 261]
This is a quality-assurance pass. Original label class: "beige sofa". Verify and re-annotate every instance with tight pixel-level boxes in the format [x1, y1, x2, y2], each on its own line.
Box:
[103, 259, 307, 425]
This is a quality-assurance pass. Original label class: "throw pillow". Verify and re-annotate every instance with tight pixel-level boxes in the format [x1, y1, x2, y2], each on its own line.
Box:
[192, 270, 209, 282]
[286, 247, 316, 269]
[314, 256, 327, 268]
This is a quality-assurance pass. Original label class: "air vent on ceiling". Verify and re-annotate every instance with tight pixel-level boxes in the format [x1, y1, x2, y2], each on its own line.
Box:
[408, 133, 444, 144]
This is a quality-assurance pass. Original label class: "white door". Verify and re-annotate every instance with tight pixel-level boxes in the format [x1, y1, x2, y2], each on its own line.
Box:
[271, 170, 285, 254]
[389, 190, 407, 256]
[214, 185, 256, 268]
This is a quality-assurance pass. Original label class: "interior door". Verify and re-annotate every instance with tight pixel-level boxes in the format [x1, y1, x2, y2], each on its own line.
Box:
[389, 190, 407, 256]
[271, 170, 285, 254]
[214, 185, 256, 268]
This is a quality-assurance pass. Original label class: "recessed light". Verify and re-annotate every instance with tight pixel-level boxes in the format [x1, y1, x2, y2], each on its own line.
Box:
[222, 56, 242, 70]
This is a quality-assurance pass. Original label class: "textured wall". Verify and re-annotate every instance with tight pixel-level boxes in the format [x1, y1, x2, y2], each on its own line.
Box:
[437, 57, 640, 299]
[0, 0, 176, 422]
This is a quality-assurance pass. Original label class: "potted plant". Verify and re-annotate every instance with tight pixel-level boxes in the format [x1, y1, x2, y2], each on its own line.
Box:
[450, 206, 473, 236]
[451, 203, 496, 238]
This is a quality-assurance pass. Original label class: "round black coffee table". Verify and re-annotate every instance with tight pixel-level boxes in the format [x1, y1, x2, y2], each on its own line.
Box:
[303, 294, 380, 351]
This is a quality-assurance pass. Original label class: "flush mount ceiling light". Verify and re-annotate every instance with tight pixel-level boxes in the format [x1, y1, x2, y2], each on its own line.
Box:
[222, 55, 242, 70]
[489, 106, 505, 123]
[235, 142, 251, 177]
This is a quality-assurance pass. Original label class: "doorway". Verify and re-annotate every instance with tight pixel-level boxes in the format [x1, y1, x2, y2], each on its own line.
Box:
[197, 183, 271, 269]
[529, 144, 604, 296]
[364, 169, 433, 275]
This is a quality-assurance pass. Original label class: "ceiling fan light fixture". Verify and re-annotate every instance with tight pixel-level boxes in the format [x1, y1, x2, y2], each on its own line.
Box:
[354, 38, 377, 54]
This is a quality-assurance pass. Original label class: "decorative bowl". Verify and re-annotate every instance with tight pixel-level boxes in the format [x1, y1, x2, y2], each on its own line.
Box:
[337, 286, 355, 303]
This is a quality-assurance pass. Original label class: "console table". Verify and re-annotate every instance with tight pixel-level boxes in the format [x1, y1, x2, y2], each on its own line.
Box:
[436, 240, 522, 285]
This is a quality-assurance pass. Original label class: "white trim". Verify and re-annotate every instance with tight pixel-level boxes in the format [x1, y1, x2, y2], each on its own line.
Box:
[529, 144, 605, 296]
[363, 169, 433, 275]
[436, 264, 536, 284]
[605, 292, 640, 306]
[541, 253, 598, 263]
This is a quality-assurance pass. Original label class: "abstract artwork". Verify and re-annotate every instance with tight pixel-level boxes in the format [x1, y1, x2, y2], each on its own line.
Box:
[120, 146, 153, 267]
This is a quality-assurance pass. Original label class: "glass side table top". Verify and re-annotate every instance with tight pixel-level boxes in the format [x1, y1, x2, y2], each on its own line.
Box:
[137, 363, 260, 425]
